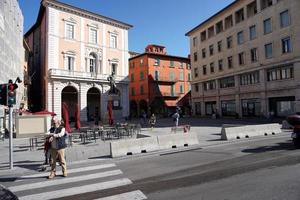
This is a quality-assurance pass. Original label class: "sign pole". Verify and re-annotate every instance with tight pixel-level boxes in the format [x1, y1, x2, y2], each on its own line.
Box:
[9, 106, 13, 169]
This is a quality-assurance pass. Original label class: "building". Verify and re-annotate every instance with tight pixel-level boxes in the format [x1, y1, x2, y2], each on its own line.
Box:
[186, 0, 300, 118]
[129, 45, 191, 117]
[25, 0, 132, 122]
[0, 0, 24, 107]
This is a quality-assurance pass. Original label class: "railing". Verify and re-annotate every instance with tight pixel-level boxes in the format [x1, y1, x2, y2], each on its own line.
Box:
[48, 69, 129, 82]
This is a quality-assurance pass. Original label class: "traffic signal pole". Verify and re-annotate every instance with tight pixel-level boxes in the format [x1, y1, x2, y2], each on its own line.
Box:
[8, 106, 13, 169]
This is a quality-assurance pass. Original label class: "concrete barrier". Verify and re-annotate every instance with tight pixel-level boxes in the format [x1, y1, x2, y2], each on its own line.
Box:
[157, 133, 199, 149]
[110, 136, 159, 158]
[221, 123, 282, 140]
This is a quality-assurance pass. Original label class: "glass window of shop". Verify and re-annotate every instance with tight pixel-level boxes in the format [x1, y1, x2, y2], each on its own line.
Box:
[242, 99, 261, 117]
[194, 102, 201, 115]
[205, 101, 216, 115]
[221, 100, 236, 116]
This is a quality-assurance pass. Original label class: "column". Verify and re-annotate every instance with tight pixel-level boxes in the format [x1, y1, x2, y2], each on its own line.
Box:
[53, 81, 62, 120]
[79, 83, 88, 122]
[234, 75, 242, 118]
[122, 83, 129, 118]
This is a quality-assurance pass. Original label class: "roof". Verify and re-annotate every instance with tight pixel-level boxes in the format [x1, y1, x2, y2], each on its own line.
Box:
[25, 0, 133, 37]
[185, 0, 238, 36]
[129, 52, 190, 62]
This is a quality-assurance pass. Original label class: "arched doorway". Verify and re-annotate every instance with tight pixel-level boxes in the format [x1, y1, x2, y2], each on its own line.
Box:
[139, 99, 148, 117]
[130, 100, 138, 118]
[87, 87, 101, 122]
[61, 86, 78, 122]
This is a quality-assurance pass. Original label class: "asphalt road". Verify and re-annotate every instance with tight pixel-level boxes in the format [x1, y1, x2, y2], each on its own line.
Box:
[2, 134, 300, 200]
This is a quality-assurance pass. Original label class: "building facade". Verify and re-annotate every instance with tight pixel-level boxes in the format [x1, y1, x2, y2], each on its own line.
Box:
[25, 0, 132, 122]
[186, 0, 300, 118]
[129, 45, 191, 117]
[0, 0, 24, 108]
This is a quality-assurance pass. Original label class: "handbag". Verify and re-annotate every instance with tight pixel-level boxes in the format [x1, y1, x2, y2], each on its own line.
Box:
[56, 133, 68, 149]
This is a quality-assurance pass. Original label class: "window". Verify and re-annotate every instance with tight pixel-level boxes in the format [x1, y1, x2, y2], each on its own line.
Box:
[238, 52, 245, 65]
[203, 80, 216, 91]
[247, 1, 257, 18]
[89, 28, 97, 44]
[140, 71, 144, 80]
[170, 72, 175, 81]
[237, 31, 244, 45]
[251, 48, 258, 62]
[171, 85, 175, 96]
[265, 43, 273, 59]
[208, 26, 214, 38]
[216, 21, 223, 34]
[209, 45, 214, 56]
[261, 0, 272, 10]
[112, 63, 117, 74]
[131, 74, 134, 82]
[154, 71, 159, 80]
[264, 18, 272, 34]
[187, 73, 191, 81]
[140, 59, 144, 66]
[154, 58, 160, 66]
[282, 37, 292, 53]
[218, 59, 223, 71]
[280, 10, 290, 28]
[110, 34, 117, 48]
[235, 8, 244, 24]
[180, 84, 184, 93]
[180, 62, 184, 68]
[131, 88, 135, 96]
[201, 31, 207, 41]
[225, 15, 233, 30]
[249, 25, 256, 40]
[89, 54, 96, 73]
[202, 48, 206, 58]
[203, 65, 207, 75]
[219, 76, 235, 88]
[67, 56, 74, 71]
[65, 23, 74, 39]
[228, 56, 233, 69]
[194, 67, 199, 77]
[179, 72, 184, 81]
[227, 36, 233, 49]
[217, 41, 222, 52]
[210, 62, 214, 73]
[194, 52, 198, 62]
[195, 102, 201, 115]
[240, 71, 259, 85]
[170, 60, 174, 67]
[195, 84, 199, 92]
[140, 85, 144, 94]
[193, 36, 198, 47]
[267, 65, 294, 81]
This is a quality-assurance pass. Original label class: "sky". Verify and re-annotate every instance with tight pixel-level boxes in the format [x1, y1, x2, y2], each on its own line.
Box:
[18, 0, 234, 57]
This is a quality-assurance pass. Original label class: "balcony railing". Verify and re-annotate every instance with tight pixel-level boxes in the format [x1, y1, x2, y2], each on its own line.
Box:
[48, 68, 129, 82]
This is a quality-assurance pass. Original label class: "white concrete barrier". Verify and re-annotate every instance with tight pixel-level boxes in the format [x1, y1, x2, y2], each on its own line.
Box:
[221, 123, 282, 140]
[157, 133, 199, 149]
[110, 137, 159, 158]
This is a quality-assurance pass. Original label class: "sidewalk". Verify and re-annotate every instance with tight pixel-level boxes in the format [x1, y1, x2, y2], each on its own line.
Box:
[0, 117, 288, 176]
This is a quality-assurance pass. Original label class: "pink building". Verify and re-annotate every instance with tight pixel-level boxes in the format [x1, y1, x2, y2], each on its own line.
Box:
[25, 0, 132, 122]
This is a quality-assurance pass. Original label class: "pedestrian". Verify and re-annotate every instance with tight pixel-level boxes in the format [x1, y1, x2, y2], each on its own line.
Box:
[46, 117, 68, 179]
[43, 136, 51, 165]
[149, 113, 156, 130]
[172, 111, 180, 127]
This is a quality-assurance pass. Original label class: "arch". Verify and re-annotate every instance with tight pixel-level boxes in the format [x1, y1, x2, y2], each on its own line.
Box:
[130, 100, 138, 118]
[87, 87, 101, 122]
[61, 86, 78, 123]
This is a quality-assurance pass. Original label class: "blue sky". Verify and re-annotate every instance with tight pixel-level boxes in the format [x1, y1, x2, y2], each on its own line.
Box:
[19, 0, 234, 57]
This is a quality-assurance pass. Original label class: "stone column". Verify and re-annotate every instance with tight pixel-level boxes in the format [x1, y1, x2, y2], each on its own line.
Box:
[234, 75, 242, 118]
[53, 81, 62, 120]
[79, 83, 88, 122]
[121, 83, 129, 118]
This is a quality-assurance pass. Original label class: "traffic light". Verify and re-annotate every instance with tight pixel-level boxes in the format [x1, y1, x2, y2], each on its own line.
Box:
[7, 83, 18, 107]
[0, 84, 7, 106]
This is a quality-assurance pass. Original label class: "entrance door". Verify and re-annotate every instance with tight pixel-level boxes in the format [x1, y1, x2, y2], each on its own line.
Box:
[87, 87, 101, 121]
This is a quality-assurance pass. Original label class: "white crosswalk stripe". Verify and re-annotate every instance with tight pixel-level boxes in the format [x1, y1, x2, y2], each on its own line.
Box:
[3, 163, 147, 200]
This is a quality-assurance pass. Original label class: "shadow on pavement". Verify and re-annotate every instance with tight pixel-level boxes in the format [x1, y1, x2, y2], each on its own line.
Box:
[241, 140, 295, 153]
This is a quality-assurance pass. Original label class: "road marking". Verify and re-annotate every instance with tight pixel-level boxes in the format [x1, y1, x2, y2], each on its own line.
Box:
[17, 163, 116, 180]
[10, 170, 122, 192]
[19, 178, 132, 200]
[94, 190, 147, 200]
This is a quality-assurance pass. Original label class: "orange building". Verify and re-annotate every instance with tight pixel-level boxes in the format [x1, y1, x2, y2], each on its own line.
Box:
[129, 45, 191, 117]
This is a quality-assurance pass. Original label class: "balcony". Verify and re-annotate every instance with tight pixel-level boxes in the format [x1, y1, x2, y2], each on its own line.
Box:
[48, 68, 129, 82]
[152, 76, 178, 84]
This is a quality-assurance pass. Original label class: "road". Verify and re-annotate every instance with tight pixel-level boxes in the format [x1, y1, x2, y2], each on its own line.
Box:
[1, 133, 300, 200]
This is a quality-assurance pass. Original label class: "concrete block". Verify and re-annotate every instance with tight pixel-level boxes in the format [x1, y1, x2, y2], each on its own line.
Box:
[110, 137, 159, 158]
[157, 133, 199, 149]
[221, 123, 282, 140]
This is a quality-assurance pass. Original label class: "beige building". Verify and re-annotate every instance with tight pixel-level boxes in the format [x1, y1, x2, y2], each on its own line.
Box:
[25, 0, 132, 122]
[186, 0, 300, 118]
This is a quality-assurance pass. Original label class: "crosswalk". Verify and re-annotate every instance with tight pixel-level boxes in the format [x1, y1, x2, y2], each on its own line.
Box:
[3, 162, 147, 200]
